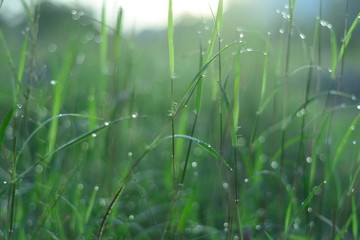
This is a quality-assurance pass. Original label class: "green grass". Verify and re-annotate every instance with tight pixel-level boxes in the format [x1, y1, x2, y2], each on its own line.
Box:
[0, 0, 360, 239]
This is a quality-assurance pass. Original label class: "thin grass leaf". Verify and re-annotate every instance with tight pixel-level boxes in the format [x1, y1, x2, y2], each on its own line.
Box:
[84, 186, 99, 224]
[284, 194, 293, 235]
[285, 182, 326, 236]
[329, 29, 338, 79]
[100, 0, 108, 83]
[335, 214, 353, 240]
[331, 112, 360, 174]
[352, 196, 358, 239]
[174, 41, 240, 116]
[172, 135, 232, 171]
[176, 191, 196, 232]
[0, 108, 14, 149]
[265, 232, 274, 240]
[168, 0, 174, 78]
[97, 186, 125, 240]
[113, 8, 123, 62]
[17, 33, 28, 96]
[47, 50, 77, 161]
[205, 0, 223, 63]
[338, 13, 360, 65]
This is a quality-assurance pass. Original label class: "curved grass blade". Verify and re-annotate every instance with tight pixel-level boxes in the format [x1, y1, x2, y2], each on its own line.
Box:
[97, 186, 125, 240]
[337, 13, 360, 67]
[173, 41, 240, 117]
[15, 114, 99, 165]
[331, 112, 360, 175]
[284, 181, 326, 237]
[16, 115, 133, 181]
[171, 134, 232, 171]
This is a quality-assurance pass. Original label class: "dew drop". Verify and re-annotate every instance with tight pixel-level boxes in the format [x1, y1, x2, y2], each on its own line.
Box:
[129, 215, 135, 221]
[3, 181, 7, 184]
[255, 225, 261, 230]
[35, 164, 43, 174]
[91, 133, 97, 138]
[94, 186, 99, 191]
[48, 43, 58, 53]
[128, 152, 133, 157]
[244, 178, 249, 183]
[307, 207, 312, 213]
[17, 104, 22, 109]
[239, 33, 244, 38]
[223, 222, 229, 228]
[323, 180, 327, 184]
[351, 95, 357, 101]
[306, 157, 312, 164]
[351, 125, 355, 131]
[104, 121, 110, 126]
[50, 80, 57, 86]
[271, 161, 279, 169]
[131, 113, 139, 118]
[191, 162, 197, 168]
[357, 105, 360, 110]
[279, 28, 285, 34]
[223, 182, 229, 189]
[353, 140, 357, 145]
[299, 33, 306, 39]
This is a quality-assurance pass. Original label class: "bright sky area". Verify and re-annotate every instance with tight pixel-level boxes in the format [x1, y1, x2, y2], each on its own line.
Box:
[1, 0, 232, 31]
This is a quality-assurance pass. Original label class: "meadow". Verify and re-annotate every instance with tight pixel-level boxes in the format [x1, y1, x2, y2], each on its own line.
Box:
[0, 0, 360, 239]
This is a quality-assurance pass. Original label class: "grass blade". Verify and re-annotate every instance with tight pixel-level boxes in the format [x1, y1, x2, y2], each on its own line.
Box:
[172, 134, 232, 171]
[0, 108, 14, 149]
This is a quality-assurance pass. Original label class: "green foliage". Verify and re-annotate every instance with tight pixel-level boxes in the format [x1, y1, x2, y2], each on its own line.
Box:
[0, 1, 360, 239]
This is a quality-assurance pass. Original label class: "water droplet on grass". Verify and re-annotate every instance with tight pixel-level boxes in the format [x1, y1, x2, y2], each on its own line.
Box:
[223, 222, 229, 228]
[129, 215, 135, 220]
[131, 113, 139, 118]
[239, 33, 244, 38]
[351, 126, 355, 131]
[48, 43, 57, 53]
[357, 105, 360, 109]
[191, 162, 197, 168]
[299, 33, 306, 39]
[3, 181, 7, 184]
[222, 182, 229, 189]
[50, 80, 57, 86]
[128, 152, 133, 157]
[35, 164, 43, 173]
[271, 161, 279, 169]
[353, 140, 357, 145]
[307, 207, 312, 213]
[244, 178, 249, 183]
[94, 186, 99, 191]
[91, 133, 97, 138]
[279, 28, 285, 34]
[104, 121, 110, 126]
[306, 157, 312, 164]
[255, 225, 261, 230]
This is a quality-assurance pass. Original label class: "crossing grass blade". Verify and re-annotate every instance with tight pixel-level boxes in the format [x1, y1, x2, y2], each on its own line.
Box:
[331, 112, 360, 175]
[337, 13, 360, 67]
[172, 134, 232, 171]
